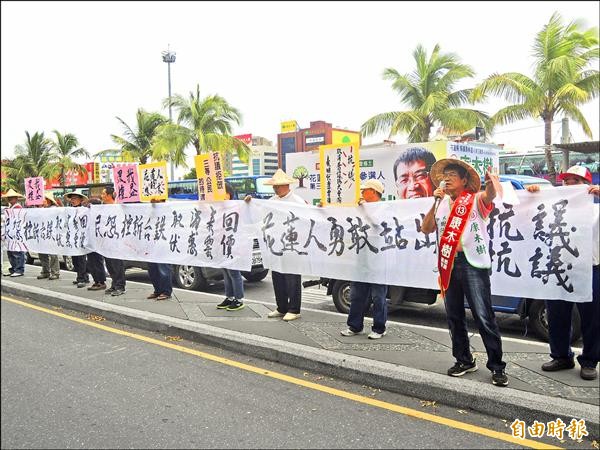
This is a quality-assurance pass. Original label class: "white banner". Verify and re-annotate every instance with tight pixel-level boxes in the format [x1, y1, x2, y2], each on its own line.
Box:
[89, 202, 256, 270]
[5, 207, 90, 255]
[2, 187, 594, 302]
[251, 186, 593, 302]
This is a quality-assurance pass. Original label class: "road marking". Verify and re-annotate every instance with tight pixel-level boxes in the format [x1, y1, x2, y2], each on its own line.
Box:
[1, 294, 561, 449]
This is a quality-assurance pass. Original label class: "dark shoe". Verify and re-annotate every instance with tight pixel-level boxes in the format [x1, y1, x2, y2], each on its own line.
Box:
[88, 283, 107, 291]
[37, 274, 50, 279]
[541, 358, 575, 372]
[105, 287, 116, 294]
[448, 359, 478, 377]
[147, 292, 160, 299]
[156, 293, 171, 301]
[226, 299, 245, 311]
[580, 366, 598, 380]
[111, 289, 126, 297]
[77, 281, 88, 288]
[49, 275, 59, 280]
[72, 280, 79, 285]
[216, 298, 234, 309]
[492, 370, 509, 387]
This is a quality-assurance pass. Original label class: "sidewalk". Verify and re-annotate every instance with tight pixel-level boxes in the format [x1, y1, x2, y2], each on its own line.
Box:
[2, 266, 598, 435]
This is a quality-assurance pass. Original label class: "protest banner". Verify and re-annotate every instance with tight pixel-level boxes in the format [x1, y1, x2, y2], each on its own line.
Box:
[24, 176, 45, 206]
[2, 186, 593, 302]
[89, 201, 255, 270]
[195, 152, 227, 202]
[318, 142, 360, 206]
[112, 163, 140, 203]
[139, 162, 168, 202]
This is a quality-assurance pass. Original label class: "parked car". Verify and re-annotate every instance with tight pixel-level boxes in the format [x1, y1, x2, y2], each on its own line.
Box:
[306, 175, 581, 343]
[26, 239, 268, 290]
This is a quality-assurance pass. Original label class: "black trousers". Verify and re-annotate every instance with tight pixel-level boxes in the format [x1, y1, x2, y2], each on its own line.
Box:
[271, 271, 302, 314]
[72, 255, 88, 283]
[105, 257, 126, 290]
[86, 252, 106, 284]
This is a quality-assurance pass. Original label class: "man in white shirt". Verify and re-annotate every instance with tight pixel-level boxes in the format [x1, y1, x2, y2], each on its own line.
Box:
[2, 189, 26, 277]
[245, 169, 306, 321]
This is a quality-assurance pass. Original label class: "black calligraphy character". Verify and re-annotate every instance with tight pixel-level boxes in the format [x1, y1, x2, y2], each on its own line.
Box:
[223, 212, 239, 232]
[221, 234, 236, 258]
[104, 215, 118, 239]
[187, 231, 198, 256]
[532, 204, 548, 242]
[548, 199, 579, 257]
[132, 215, 144, 240]
[347, 217, 379, 254]
[280, 211, 307, 255]
[498, 204, 524, 241]
[153, 216, 167, 241]
[261, 211, 283, 256]
[171, 210, 184, 228]
[415, 214, 435, 251]
[327, 217, 345, 256]
[496, 241, 521, 277]
[143, 218, 153, 241]
[169, 233, 181, 253]
[303, 219, 326, 252]
[190, 208, 202, 231]
[120, 214, 134, 237]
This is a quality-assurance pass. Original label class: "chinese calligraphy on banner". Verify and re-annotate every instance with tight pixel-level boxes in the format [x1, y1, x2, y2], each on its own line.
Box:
[139, 162, 168, 201]
[112, 164, 140, 203]
[195, 152, 227, 201]
[24, 176, 45, 206]
[319, 142, 360, 206]
[2, 186, 594, 302]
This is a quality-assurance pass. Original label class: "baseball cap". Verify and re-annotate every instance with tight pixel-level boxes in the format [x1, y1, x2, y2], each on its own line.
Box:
[557, 165, 592, 184]
[359, 179, 385, 194]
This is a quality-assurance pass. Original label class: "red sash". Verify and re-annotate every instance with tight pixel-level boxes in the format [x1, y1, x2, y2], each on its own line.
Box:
[437, 190, 476, 297]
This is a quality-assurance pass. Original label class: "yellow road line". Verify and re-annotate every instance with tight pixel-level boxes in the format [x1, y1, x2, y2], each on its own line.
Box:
[1, 295, 561, 449]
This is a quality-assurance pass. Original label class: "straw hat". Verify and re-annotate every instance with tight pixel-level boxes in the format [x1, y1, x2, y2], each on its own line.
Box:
[44, 192, 58, 206]
[1, 188, 25, 199]
[264, 169, 297, 186]
[64, 191, 89, 201]
[360, 179, 385, 194]
[429, 158, 481, 193]
[557, 165, 592, 184]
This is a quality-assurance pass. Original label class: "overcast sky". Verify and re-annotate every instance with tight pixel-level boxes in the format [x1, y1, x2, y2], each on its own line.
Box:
[2, 1, 598, 176]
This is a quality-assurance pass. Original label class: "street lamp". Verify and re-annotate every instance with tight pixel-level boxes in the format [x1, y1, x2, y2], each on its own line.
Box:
[162, 47, 176, 180]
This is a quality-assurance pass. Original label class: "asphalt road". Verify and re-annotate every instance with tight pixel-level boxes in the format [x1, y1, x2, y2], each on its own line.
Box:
[2, 296, 560, 449]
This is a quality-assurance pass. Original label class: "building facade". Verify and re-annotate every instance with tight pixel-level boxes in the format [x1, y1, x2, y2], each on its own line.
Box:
[277, 120, 361, 171]
[228, 135, 279, 177]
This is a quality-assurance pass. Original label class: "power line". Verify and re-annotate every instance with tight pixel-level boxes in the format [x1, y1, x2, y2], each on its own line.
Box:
[493, 121, 562, 135]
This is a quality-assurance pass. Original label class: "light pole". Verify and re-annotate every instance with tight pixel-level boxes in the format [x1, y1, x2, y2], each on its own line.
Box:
[162, 47, 176, 180]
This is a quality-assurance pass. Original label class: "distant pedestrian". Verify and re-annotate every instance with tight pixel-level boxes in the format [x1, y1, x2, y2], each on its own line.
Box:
[421, 159, 509, 387]
[84, 197, 107, 292]
[147, 198, 173, 301]
[2, 188, 26, 277]
[216, 182, 245, 311]
[339, 180, 389, 339]
[526, 166, 599, 381]
[244, 169, 305, 321]
[64, 192, 90, 288]
[100, 186, 127, 296]
[37, 192, 60, 280]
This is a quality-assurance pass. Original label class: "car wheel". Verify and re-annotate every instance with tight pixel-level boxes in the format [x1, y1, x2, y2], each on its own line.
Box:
[173, 265, 206, 290]
[26, 253, 35, 265]
[241, 269, 269, 282]
[332, 280, 352, 314]
[63, 256, 75, 271]
[528, 300, 582, 343]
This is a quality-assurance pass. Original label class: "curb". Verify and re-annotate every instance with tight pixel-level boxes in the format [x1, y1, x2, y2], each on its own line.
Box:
[3, 280, 598, 435]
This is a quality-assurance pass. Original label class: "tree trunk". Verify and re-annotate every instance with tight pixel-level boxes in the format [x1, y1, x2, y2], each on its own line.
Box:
[61, 168, 66, 196]
[544, 117, 556, 183]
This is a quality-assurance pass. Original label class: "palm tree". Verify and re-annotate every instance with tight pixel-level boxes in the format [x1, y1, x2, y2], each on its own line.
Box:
[97, 109, 169, 165]
[471, 12, 599, 180]
[361, 44, 491, 143]
[3, 131, 53, 191]
[47, 130, 90, 195]
[152, 84, 251, 166]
